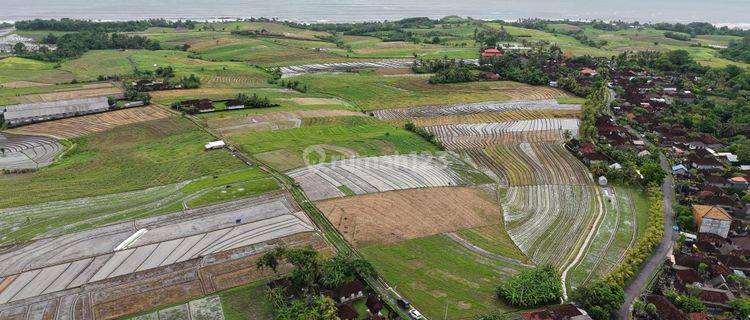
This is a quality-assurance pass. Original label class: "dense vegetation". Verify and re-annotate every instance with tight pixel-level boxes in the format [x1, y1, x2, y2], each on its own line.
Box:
[15, 18, 196, 32]
[256, 247, 376, 318]
[496, 265, 562, 307]
[16, 32, 160, 61]
[720, 35, 750, 63]
[571, 281, 625, 320]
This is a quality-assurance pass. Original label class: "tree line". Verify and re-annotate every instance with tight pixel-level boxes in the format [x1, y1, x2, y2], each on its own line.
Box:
[14, 32, 161, 61]
[14, 18, 196, 32]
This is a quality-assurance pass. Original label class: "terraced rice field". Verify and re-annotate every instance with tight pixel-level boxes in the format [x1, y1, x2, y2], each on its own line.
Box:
[205, 109, 364, 136]
[4, 84, 122, 104]
[372, 99, 580, 120]
[288, 154, 474, 201]
[0, 169, 279, 246]
[0, 193, 314, 305]
[426, 118, 579, 150]
[6, 106, 174, 138]
[406, 109, 580, 127]
[502, 185, 600, 268]
[466, 142, 593, 186]
[0, 132, 63, 170]
[280, 60, 413, 77]
[567, 187, 641, 290]
[316, 186, 501, 247]
[491, 85, 572, 100]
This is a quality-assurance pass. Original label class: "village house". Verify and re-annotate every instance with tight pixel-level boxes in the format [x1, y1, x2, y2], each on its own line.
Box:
[179, 99, 215, 114]
[481, 48, 503, 58]
[688, 153, 724, 171]
[693, 205, 732, 238]
[672, 164, 689, 176]
[580, 67, 598, 77]
[224, 99, 246, 110]
[729, 176, 748, 190]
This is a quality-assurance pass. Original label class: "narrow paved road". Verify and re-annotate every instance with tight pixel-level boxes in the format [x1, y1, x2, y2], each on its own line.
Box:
[616, 155, 676, 319]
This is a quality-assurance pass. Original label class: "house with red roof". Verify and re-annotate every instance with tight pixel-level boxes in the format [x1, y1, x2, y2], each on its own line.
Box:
[481, 48, 503, 58]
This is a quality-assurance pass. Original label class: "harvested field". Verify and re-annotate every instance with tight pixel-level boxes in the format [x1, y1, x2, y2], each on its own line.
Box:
[466, 142, 593, 186]
[149, 88, 240, 100]
[277, 97, 347, 105]
[490, 85, 571, 100]
[287, 154, 471, 201]
[0, 192, 306, 277]
[502, 185, 600, 268]
[206, 109, 363, 136]
[0, 132, 63, 170]
[317, 186, 501, 247]
[280, 60, 413, 77]
[568, 187, 642, 289]
[6, 105, 174, 139]
[0, 168, 277, 244]
[0, 193, 320, 319]
[426, 118, 579, 150]
[254, 149, 305, 171]
[406, 109, 580, 127]
[7, 85, 122, 104]
[0, 231, 327, 320]
[372, 99, 580, 120]
[0, 81, 51, 89]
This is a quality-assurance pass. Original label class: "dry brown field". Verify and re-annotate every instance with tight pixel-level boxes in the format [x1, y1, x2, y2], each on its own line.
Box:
[7, 105, 174, 138]
[316, 186, 501, 247]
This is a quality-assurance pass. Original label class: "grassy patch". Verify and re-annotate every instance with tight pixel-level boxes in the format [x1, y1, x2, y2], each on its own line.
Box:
[0, 117, 246, 208]
[296, 71, 514, 111]
[230, 123, 439, 168]
[360, 234, 523, 319]
[456, 225, 528, 261]
[337, 185, 356, 196]
[557, 96, 587, 104]
[59, 49, 271, 86]
[219, 280, 274, 320]
[0, 56, 74, 84]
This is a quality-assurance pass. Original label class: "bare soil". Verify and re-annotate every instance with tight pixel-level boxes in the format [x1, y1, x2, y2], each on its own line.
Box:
[316, 186, 502, 247]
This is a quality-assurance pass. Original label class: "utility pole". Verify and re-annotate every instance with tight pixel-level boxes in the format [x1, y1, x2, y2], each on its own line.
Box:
[444, 301, 448, 320]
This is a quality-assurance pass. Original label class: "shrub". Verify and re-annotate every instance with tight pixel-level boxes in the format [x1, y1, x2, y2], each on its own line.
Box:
[496, 265, 562, 307]
[571, 281, 625, 320]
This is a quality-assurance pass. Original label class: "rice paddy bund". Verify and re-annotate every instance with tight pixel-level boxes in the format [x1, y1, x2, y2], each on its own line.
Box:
[0, 18, 658, 320]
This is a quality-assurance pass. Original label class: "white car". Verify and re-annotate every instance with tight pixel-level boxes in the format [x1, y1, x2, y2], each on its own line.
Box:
[408, 308, 424, 320]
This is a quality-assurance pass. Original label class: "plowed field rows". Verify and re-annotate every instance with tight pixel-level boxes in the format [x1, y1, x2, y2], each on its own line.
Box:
[426, 118, 579, 150]
[372, 99, 580, 120]
[288, 154, 468, 201]
[7, 106, 174, 138]
[466, 142, 592, 186]
[503, 185, 599, 268]
[205, 109, 364, 136]
[495, 86, 572, 100]
[407, 109, 580, 127]
[0, 132, 63, 170]
[316, 187, 501, 247]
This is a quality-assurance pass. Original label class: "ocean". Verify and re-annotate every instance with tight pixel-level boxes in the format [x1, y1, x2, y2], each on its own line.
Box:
[1, 0, 749, 27]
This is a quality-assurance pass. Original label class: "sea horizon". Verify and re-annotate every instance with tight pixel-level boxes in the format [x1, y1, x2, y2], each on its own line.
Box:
[2, 0, 750, 28]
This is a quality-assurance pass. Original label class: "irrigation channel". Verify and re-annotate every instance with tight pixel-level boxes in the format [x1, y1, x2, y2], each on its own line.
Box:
[182, 112, 418, 319]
